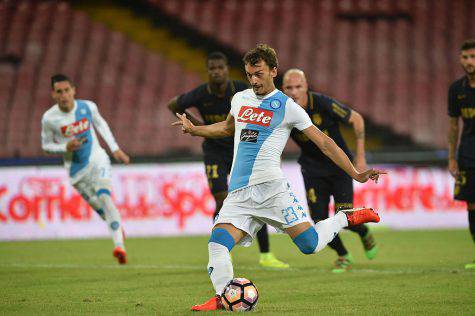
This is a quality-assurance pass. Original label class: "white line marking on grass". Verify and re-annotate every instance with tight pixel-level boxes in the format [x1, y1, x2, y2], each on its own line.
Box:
[0, 263, 469, 274]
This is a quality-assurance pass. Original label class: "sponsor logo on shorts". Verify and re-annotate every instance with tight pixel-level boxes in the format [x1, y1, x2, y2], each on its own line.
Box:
[61, 118, 90, 137]
[240, 129, 259, 143]
[237, 106, 273, 127]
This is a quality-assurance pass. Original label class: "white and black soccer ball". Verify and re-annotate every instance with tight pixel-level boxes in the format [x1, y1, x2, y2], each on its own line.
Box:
[221, 277, 259, 312]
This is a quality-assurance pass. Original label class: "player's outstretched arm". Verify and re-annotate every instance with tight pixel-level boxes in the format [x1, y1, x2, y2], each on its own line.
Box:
[172, 112, 234, 138]
[302, 125, 385, 183]
[167, 96, 203, 126]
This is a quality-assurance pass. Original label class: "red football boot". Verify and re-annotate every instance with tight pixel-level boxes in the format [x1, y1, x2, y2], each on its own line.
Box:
[342, 207, 380, 226]
[191, 295, 223, 311]
[113, 246, 127, 265]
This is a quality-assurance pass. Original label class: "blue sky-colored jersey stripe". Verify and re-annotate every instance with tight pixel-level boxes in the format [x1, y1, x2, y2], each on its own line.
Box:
[70, 100, 93, 177]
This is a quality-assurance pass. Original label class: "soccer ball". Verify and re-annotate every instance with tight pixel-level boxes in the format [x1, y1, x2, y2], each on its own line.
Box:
[221, 278, 259, 312]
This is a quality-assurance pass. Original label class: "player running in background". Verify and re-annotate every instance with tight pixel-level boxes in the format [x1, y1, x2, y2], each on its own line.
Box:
[173, 44, 384, 311]
[167, 52, 288, 269]
[447, 39, 475, 270]
[283, 69, 378, 273]
[41, 74, 130, 264]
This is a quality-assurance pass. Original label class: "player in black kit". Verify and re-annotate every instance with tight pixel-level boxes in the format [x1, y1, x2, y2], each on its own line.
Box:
[167, 52, 288, 268]
[447, 39, 475, 270]
[283, 69, 378, 273]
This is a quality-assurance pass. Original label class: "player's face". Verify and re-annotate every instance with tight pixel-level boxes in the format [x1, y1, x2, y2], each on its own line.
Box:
[283, 73, 308, 107]
[460, 48, 475, 76]
[245, 60, 277, 96]
[51, 81, 76, 111]
[207, 59, 229, 85]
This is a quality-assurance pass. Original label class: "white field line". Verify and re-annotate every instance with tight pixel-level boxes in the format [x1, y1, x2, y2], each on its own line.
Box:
[0, 263, 470, 274]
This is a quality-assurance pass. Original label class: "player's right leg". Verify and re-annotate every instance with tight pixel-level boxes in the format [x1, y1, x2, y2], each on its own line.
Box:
[466, 202, 475, 269]
[73, 181, 106, 220]
[454, 169, 475, 269]
[332, 173, 378, 260]
[192, 223, 246, 311]
[303, 173, 353, 272]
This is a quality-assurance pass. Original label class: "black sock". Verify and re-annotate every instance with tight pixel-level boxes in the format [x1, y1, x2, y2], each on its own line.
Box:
[328, 234, 348, 257]
[256, 225, 270, 253]
[469, 210, 475, 243]
[346, 224, 369, 238]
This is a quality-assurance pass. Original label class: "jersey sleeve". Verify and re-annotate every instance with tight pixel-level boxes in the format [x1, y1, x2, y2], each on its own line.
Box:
[87, 101, 120, 152]
[286, 99, 313, 131]
[175, 85, 203, 112]
[448, 84, 460, 117]
[41, 115, 67, 154]
[320, 95, 352, 123]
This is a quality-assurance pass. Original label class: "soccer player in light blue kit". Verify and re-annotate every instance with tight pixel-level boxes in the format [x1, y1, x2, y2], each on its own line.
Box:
[173, 45, 384, 310]
[41, 74, 130, 264]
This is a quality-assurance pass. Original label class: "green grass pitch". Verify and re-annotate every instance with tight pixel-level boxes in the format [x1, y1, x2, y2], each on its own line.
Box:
[1, 229, 474, 315]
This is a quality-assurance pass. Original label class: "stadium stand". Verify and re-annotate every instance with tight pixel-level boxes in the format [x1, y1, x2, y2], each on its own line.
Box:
[0, 0, 204, 159]
[144, 0, 475, 148]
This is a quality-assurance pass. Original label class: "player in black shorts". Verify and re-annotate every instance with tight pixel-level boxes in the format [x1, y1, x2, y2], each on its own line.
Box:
[447, 39, 475, 270]
[167, 52, 288, 268]
[283, 69, 378, 273]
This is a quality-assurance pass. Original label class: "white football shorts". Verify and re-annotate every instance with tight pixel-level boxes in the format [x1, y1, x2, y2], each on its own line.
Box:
[214, 179, 311, 247]
[72, 152, 112, 202]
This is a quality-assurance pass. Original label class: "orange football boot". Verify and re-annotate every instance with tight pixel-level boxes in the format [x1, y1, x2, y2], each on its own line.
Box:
[113, 246, 127, 265]
[342, 207, 380, 226]
[191, 295, 223, 311]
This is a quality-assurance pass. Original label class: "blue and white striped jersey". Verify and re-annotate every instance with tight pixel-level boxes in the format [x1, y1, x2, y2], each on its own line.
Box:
[228, 89, 312, 192]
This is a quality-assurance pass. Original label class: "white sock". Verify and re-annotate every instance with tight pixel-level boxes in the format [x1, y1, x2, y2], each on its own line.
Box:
[207, 242, 233, 295]
[99, 194, 125, 249]
[314, 212, 348, 253]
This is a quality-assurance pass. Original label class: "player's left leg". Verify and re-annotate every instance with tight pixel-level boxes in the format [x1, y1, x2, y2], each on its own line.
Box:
[73, 180, 106, 221]
[285, 207, 380, 255]
[466, 202, 475, 269]
[268, 180, 379, 256]
[332, 174, 378, 260]
[92, 158, 126, 264]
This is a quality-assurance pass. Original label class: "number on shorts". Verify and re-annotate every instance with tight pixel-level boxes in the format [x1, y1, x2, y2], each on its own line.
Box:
[282, 206, 299, 225]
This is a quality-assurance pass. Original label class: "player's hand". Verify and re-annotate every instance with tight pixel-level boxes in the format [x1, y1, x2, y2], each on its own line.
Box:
[66, 137, 86, 152]
[355, 168, 386, 183]
[353, 155, 368, 173]
[113, 149, 130, 164]
[172, 113, 195, 135]
[448, 158, 459, 178]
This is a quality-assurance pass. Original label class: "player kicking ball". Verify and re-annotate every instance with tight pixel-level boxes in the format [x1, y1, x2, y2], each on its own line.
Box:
[172, 45, 385, 311]
[41, 74, 129, 264]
